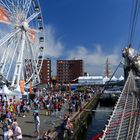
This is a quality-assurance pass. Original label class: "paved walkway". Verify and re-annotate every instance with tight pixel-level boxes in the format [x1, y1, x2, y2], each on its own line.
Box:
[0, 99, 91, 140]
[0, 103, 68, 140]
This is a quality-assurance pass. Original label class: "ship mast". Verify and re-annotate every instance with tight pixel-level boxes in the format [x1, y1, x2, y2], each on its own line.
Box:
[103, 58, 111, 78]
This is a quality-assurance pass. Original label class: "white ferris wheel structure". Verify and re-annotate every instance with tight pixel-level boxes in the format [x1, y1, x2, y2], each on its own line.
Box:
[0, 0, 45, 89]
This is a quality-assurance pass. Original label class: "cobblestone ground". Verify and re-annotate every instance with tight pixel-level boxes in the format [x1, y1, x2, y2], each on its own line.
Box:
[0, 103, 68, 140]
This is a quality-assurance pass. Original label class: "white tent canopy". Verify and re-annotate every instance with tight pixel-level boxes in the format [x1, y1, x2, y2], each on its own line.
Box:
[0, 85, 23, 99]
[111, 76, 118, 81]
[103, 76, 110, 84]
[1, 85, 12, 95]
[119, 75, 124, 81]
[14, 85, 21, 93]
[13, 85, 28, 96]
[0, 85, 29, 103]
[0, 85, 21, 102]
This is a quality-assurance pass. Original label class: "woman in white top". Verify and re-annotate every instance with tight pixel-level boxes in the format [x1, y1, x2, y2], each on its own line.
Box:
[13, 122, 22, 140]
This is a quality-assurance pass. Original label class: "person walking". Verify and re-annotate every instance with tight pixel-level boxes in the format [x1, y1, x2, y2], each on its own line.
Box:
[34, 113, 40, 139]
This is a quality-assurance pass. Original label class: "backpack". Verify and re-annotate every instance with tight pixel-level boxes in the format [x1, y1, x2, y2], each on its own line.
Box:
[2, 122, 8, 132]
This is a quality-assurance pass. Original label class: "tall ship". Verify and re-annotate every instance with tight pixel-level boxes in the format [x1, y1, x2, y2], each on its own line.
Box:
[99, 0, 140, 139]
[103, 58, 112, 79]
[100, 47, 140, 139]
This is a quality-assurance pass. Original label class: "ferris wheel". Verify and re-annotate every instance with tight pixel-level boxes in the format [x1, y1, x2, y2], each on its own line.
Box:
[0, 0, 45, 88]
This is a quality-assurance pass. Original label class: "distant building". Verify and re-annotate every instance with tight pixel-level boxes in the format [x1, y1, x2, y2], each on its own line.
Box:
[57, 60, 83, 83]
[78, 75, 124, 85]
[39, 58, 51, 84]
[78, 76, 103, 85]
[24, 58, 51, 85]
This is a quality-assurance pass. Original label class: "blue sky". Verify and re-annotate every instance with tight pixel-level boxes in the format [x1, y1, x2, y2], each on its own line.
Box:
[40, 0, 140, 76]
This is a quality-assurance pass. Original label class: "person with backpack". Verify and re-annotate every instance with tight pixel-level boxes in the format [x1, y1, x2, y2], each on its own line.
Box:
[2, 117, 9, 140]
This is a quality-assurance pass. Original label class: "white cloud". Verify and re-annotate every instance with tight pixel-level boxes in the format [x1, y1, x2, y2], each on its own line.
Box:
[44, 25, 123, 76]
[66, 44, 122, 76]
[45, 25, 64, 58]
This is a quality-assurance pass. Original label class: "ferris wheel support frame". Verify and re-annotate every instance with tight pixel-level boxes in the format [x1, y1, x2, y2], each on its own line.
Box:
[11, 31, 26, 87]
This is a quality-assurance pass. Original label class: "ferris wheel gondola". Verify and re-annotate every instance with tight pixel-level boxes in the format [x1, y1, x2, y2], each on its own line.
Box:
[0, 0, 45, 88]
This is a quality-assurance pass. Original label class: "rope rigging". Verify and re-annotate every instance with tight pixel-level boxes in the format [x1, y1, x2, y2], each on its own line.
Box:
[128, 0, 140, 46]
[104, 0, 140, 90]
[101, 1, 140, 139]
[101, 71, 140, 139]
[122, 0, 140, 80]
[102, 62, 122, 93]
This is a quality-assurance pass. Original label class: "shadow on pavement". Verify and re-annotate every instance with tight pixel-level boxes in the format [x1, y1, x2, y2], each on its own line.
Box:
[25, 121, 34, 124]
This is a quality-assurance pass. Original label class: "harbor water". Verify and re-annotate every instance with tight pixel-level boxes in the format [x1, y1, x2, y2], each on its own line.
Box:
[83, 102, 114, 140]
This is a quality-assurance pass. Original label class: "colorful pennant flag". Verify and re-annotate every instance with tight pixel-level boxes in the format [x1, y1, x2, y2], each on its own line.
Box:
[0, 7, 10, 24]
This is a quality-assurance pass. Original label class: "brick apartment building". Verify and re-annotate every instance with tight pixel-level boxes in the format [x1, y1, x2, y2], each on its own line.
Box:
[39, 58, 51, 84]
[57, 60, 83, 83]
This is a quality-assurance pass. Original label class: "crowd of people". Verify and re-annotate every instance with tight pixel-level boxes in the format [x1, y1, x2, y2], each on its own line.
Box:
[1, 115, 22, 140]
[0, 89, 94, 140]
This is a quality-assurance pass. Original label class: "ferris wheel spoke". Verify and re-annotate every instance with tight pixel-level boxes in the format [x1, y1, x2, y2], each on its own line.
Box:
[25, 32, 40, 83]
[16, 0, 20, 9]
[11, 31, 26, 86]
[26, 38, 39, 75]
[0, 47, 9, 72]
[3, 0, 17, 14]
[25, 0, 32, 18]
[0, 37, 16, 71]
[0, 38, 15, 74]
[27, 11, 40, 23]
[0, 29, 20, 48]
[0, 0, 13, 14]
[6, 34, 21, 79]
[6, 0, 18, 12]
[22, 0, 26, 9]
[25, 58, 34, 83]
[23, 39, 33, 83]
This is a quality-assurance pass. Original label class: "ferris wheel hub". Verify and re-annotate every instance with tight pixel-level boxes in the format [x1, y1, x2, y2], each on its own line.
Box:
[22, 21, 29, 31]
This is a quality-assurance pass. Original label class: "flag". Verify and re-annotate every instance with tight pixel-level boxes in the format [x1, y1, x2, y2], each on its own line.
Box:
[0, 7, 10, 24]
[28, 29, 36, 43]
[19, 80, 24, 94]
[30, 80, 33, 94]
